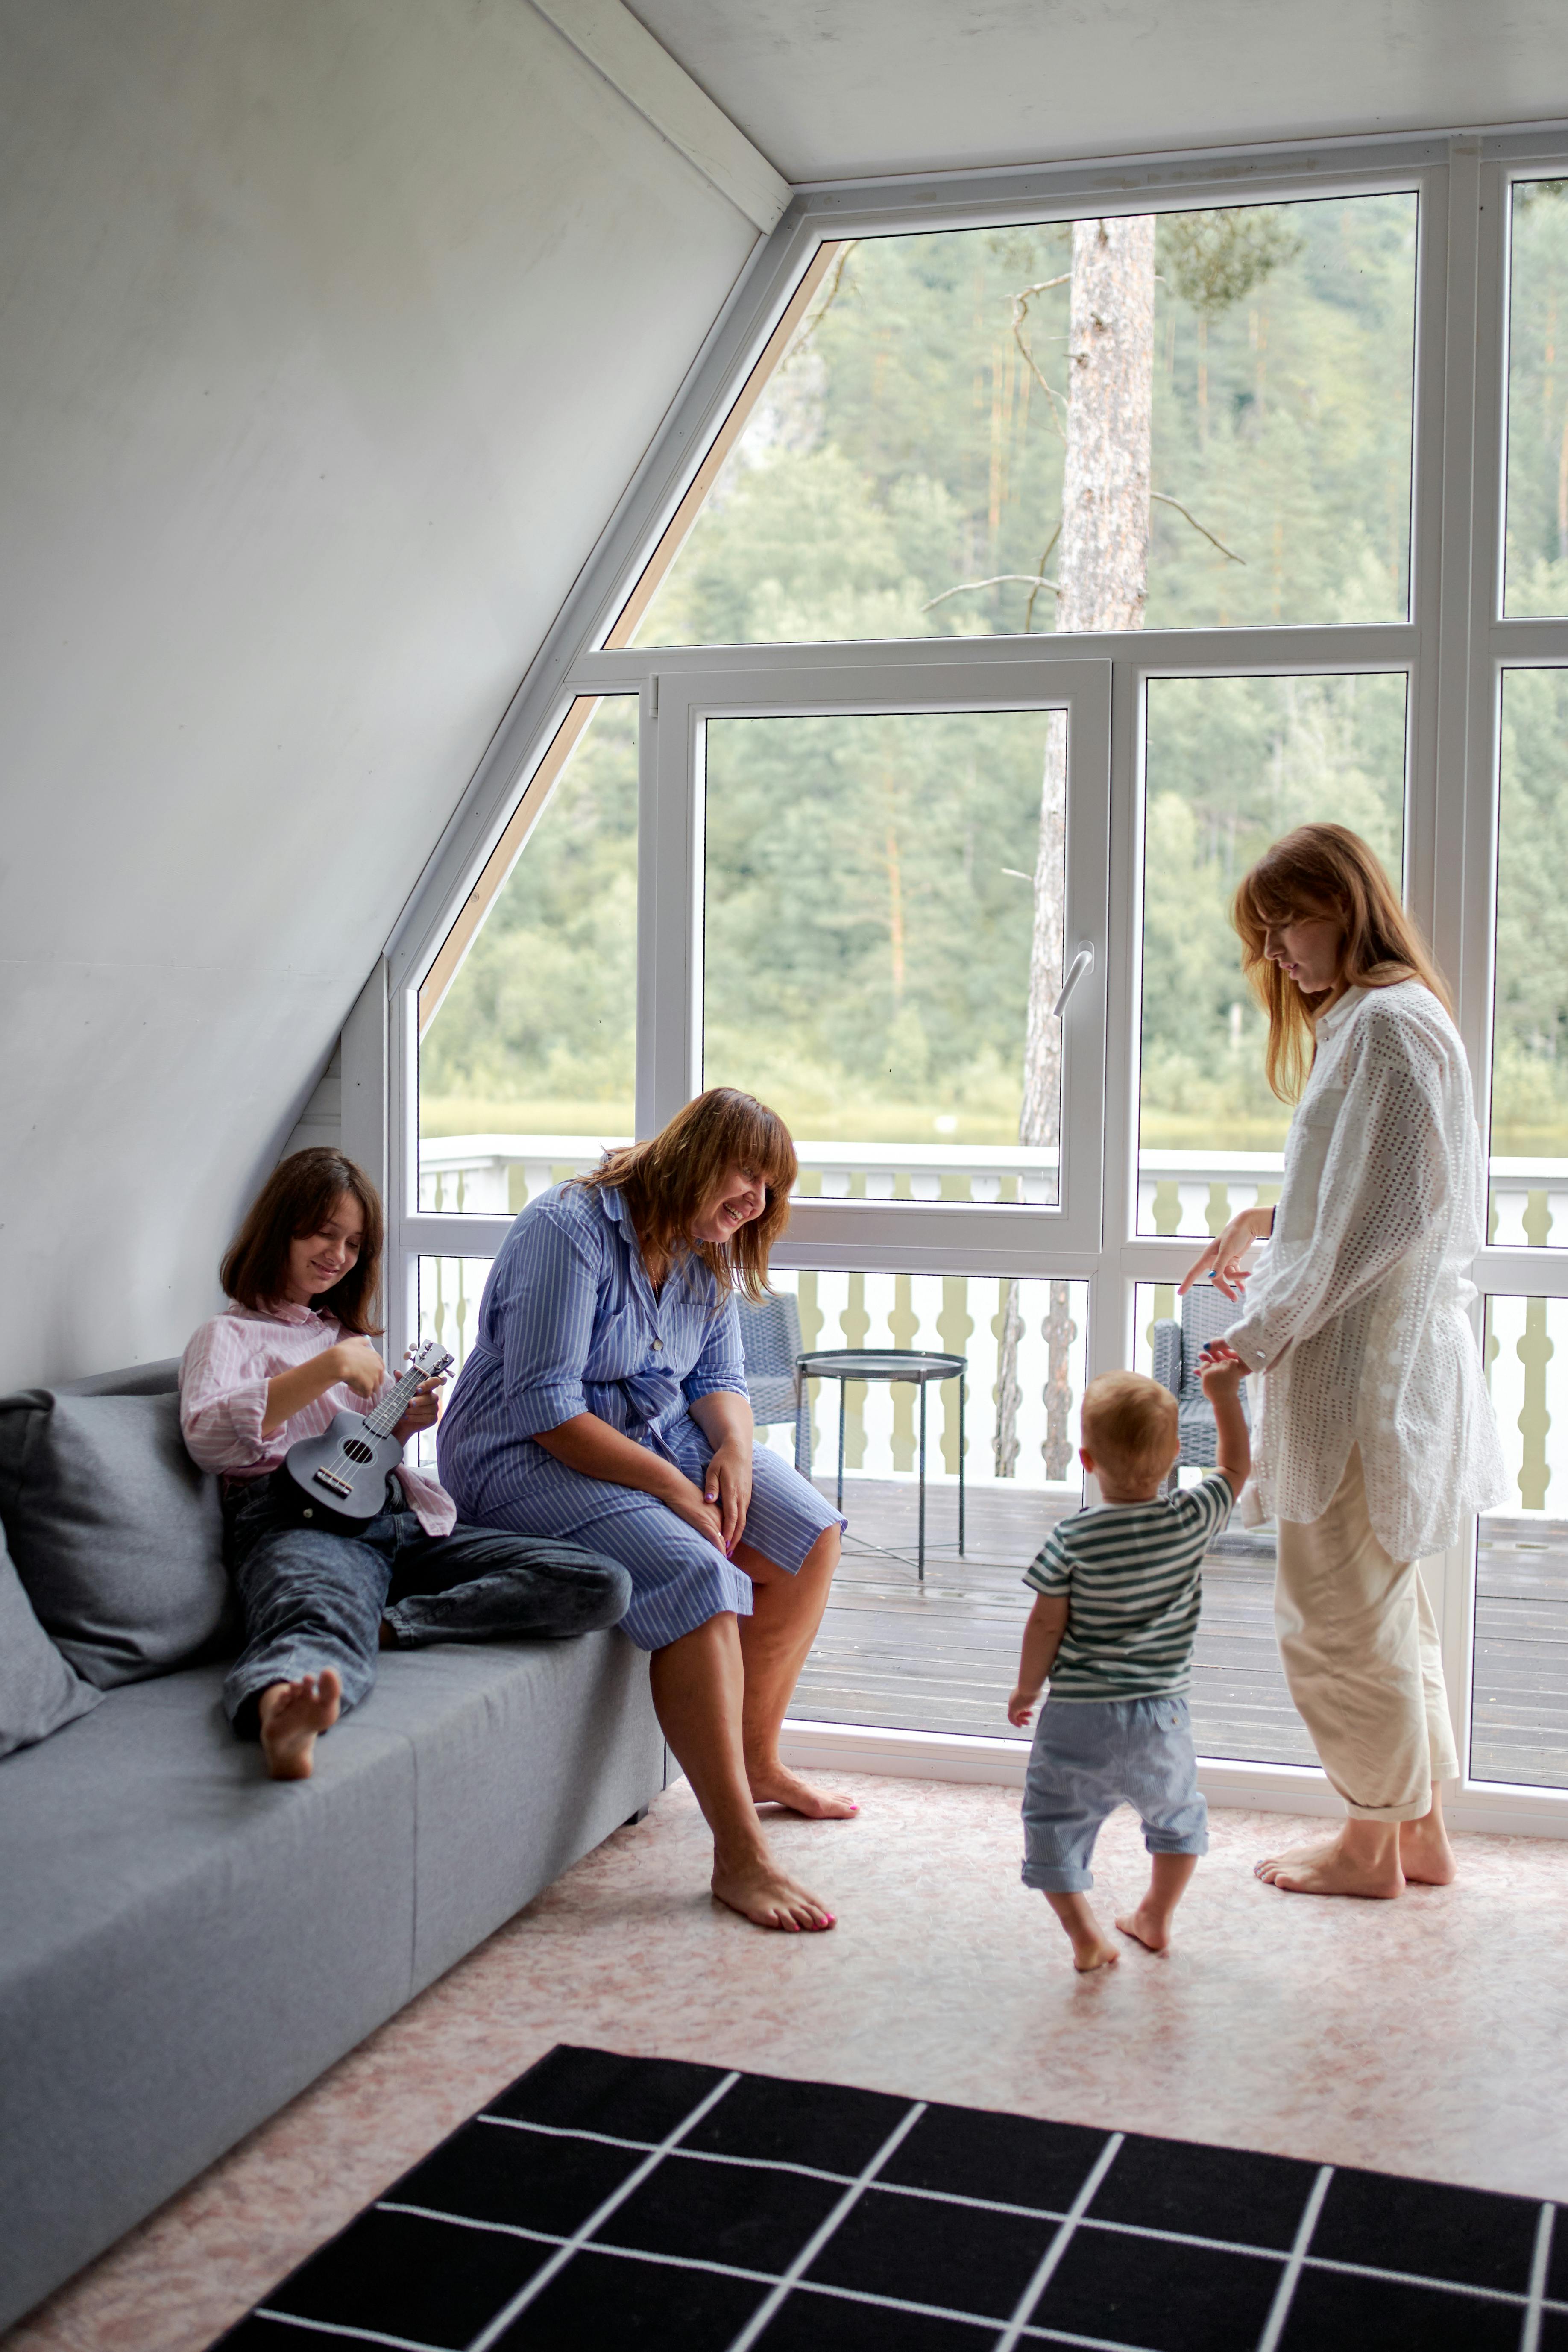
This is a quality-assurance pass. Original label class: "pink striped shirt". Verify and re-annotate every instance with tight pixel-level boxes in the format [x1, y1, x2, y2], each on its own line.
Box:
[179, 1300, 455, 1537]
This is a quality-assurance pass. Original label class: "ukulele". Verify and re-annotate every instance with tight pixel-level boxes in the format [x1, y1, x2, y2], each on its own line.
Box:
[284, 1340, 453, 1525]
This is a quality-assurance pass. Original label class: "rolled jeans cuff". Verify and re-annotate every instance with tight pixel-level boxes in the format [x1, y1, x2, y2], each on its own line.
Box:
[1021, 1862, 1095, 1895]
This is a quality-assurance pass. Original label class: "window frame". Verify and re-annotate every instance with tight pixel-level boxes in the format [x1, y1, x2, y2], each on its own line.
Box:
[372, 126, 1568, 1836]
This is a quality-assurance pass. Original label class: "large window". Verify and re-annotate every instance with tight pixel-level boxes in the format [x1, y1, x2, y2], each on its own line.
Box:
[630, 194, 1417, 647]
[390, 142, 1568, 1824]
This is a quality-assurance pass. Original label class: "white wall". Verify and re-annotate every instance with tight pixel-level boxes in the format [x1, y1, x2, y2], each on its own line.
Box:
[0, 0, 756, 1381]
[629, 0, 1568, 181]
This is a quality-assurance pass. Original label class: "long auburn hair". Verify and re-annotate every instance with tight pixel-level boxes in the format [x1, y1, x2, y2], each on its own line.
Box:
[580, 1088, 796, 1302]
[221, 1148, 385, 1334]
[1233, 823, 1451, 1103]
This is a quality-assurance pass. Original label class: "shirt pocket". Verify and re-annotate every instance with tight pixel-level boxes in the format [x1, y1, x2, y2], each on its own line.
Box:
[1276, 1086, 1347, 1244]
[582, 1304, 652, 1383]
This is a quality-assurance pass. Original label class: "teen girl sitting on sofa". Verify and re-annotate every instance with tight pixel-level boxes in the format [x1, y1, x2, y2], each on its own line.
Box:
[179, 1147, 630, 1780]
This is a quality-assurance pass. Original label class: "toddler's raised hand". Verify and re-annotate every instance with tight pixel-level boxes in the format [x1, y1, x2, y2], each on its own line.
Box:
[1197, 1339, 1246, 1403]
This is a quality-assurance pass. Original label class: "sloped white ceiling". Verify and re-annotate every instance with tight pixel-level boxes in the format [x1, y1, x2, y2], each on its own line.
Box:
[625, 0, 1568, 182]
[0, 0, 756, 1382]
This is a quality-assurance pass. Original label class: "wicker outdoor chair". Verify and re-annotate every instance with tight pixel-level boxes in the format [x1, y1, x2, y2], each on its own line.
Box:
[1151, 1278, 1269, 1550]
[735, 1291, 812, 1476]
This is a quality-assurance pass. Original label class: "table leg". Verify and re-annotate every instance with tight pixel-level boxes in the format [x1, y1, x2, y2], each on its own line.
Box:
[958, 1373, 966, 1557]
[837, 1381, 846, 1516]
[918, 1378, 927, 1584]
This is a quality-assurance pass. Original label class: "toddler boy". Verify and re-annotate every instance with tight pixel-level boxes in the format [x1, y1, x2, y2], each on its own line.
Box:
[1008, 1347, 1250, 1970]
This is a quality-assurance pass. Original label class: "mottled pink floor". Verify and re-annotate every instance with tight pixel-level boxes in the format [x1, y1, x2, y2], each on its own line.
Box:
[7, 1778, 1568, 2351]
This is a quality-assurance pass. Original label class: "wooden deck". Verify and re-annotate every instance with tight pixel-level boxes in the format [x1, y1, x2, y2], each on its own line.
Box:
[790, 1478, 1568, 1790]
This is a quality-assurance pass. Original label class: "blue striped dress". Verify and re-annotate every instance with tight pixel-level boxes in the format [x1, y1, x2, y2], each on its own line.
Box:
[436, 1181, 844, 1649]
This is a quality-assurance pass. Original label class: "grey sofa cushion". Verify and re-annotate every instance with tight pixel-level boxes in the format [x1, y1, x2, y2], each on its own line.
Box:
[0, 1390, 229, 1688]
[0, 1524, 102, 1758]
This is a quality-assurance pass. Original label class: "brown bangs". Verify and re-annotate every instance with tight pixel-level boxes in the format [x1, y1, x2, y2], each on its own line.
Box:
[1233, 823, 1450, 1103]
[580, 1088, 796, 1302]
[220, 1148, 385, 1334]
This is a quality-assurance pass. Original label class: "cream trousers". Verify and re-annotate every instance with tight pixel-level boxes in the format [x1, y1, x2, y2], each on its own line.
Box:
[1275, 1445, 1459, 1821]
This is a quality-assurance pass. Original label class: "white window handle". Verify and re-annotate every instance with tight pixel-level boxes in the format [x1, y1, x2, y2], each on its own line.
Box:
[1051, 943, 1095, 1021]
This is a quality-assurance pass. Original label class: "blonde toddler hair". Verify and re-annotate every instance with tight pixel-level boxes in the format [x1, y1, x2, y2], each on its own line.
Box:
[1079, 1370, 1178, 1486]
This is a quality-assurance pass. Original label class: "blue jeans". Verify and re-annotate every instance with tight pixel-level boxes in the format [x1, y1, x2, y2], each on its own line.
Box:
[222, 1471, 633, 1736]
[1021, 1695, 1209, 1894]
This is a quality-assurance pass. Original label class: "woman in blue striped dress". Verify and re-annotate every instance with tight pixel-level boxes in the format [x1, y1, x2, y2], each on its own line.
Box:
[438, 1090, 851, 1933]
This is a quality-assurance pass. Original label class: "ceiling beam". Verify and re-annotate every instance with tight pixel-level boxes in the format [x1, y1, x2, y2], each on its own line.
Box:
[530, 0, 789, 232]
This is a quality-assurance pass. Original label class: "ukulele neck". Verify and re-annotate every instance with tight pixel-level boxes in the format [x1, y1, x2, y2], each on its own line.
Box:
[361, 1365, 423, 1441]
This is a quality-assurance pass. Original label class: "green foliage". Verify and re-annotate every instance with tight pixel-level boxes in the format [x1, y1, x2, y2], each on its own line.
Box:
[1162, 207, 1304, 320]
[701, 710, 1052, 1140]
[420, 700, 638, 1127]
[1494, 666, 1568, 1152]
[1504, 182, 1568, 607]
[1140, 675, 1407, 1148]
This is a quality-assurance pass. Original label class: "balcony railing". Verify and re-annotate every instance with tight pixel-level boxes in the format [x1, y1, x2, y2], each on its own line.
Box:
[416, 1134, 1568, 1511]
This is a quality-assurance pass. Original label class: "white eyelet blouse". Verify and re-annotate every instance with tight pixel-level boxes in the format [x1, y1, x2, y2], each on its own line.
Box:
[1225, 979, 1506, 1562]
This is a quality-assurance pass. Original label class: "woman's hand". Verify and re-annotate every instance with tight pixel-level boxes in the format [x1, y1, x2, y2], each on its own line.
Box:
[662, 1475, 728, 1554]
[1178, 1203, 1275, 1302]
[331, 1337, 387, 1399]
[394, 1375, 446, 1444]
[702, 1435, 753, 1556]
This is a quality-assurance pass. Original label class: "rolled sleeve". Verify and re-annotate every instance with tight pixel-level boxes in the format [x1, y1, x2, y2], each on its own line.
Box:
[179, 1323, 273, 1472]
[491, 1204, 600, 1440]
[682, 1296, 748, 1406]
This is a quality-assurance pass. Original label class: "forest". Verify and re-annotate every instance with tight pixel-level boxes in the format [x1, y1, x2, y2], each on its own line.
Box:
[422, 181, 1568, 1164]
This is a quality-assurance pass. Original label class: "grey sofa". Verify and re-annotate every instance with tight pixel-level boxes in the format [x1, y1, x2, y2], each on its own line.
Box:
[0, 1361, 665, 2333]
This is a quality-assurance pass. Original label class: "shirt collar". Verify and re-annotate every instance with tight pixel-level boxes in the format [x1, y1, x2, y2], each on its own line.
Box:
[1314, 984, 1366, 1041]
[231, 1297, 324, 1328]
[598, 1183, 706, 1314]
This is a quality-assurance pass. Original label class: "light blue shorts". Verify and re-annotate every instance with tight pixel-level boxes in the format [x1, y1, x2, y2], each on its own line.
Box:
[1021, 1695, 1208, 1894]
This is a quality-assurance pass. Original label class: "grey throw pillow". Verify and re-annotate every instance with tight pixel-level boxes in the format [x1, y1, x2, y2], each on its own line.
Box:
[0, 1521, 102, 1757]
[0, 1390, 230, 1688]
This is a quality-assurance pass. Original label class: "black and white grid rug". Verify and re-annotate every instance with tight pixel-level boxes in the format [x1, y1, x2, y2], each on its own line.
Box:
[218, 2043, 1562, 2352]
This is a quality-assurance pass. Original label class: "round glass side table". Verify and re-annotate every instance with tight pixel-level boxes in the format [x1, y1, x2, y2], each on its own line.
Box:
[794, 1347, 967, 1581]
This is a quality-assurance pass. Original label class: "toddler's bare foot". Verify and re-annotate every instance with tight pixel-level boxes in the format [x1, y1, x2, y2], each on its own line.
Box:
[711, 1852, 836, 1932]
[746, 1761, 858, 1819]
[1255, 1830, 1403, 1899]
[1116, 1902, 1175, 1953]
[257, 1671, 340, 1780]
[1070, 1933, 1120, 1973]
[1399, 1812, 1457, 1885]
[1046, 1891, 1120, 1971]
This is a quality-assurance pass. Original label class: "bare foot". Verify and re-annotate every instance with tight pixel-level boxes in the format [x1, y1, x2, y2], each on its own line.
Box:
[1115, 1903, 1175, 1953]
[257, 1671, 341, 1781]
[711, 1855, 836, 1932]
[746, 1762, 859, 1820]
[1046, 1891, 1120, 1971]
[1069, 1934, 1120, 1973]
[1400, 1813, 1457, 1886]
[1255, 1831, 1403, 1899]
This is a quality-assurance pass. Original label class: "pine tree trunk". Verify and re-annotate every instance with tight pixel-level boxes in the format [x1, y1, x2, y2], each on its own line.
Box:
[994, 217, 1155, 1480]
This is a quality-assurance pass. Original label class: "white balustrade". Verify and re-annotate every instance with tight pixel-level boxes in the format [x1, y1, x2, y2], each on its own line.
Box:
[414, 1135, 1568, 1499]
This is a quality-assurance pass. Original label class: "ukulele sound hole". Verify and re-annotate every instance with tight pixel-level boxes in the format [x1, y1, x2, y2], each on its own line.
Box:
[343, 1438, 376, 1465]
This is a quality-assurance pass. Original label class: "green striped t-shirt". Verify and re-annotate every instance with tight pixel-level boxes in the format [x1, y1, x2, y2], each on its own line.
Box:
[1023, 1473, 1234, 1700]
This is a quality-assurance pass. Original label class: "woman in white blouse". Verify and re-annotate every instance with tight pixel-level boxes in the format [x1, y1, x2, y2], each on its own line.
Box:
[1181, 824, 1505, 1898]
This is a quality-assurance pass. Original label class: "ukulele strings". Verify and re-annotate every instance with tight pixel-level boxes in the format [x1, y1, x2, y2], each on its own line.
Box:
[315, 1354, 443, 1482]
